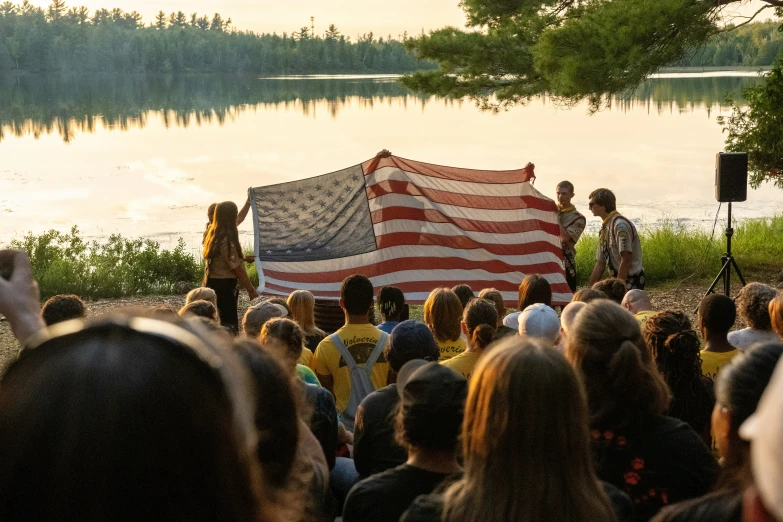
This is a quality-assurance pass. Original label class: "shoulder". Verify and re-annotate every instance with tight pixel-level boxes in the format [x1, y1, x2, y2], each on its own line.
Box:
[348, 465, 408, 500]
[601, 481, 634, 522]
[401, 494, 444, 522]
[360, 384, 398, 410]
[652, 489, 742, 522]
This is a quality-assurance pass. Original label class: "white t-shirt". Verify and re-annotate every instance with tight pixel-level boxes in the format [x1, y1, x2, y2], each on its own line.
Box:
[727, 328, 781, 351]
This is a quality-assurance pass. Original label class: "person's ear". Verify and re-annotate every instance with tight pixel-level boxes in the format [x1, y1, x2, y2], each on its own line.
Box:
[460, 321, 468, 336]
[743, 486, 772, 522]
[339, 298, 346, 311]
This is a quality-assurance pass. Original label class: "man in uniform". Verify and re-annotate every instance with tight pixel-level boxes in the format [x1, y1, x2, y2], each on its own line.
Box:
[587, 188, 645, 290]
[556, 181, 586, 292]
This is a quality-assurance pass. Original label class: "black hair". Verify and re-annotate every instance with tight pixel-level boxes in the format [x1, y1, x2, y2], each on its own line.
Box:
[233, 339, 299, 489]
[378, 286, 405, 322]
[588, 188, 617, 213]
[452, 284, 475, 309]
[386, 321, 440, 373]
[699, 294, 737, 335]
[0, 318, 263, 522]
[395, 400, 464, 453]
[341, 274, 374, 316]
[41, 294, 86, 326]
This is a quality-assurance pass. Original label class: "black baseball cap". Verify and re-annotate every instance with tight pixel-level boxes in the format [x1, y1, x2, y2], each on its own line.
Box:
[397, 360, 467, 413]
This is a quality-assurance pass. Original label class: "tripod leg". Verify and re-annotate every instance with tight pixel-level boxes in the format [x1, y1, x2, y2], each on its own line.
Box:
[704, 258, 733, 297]
[730, 257, 747, 287]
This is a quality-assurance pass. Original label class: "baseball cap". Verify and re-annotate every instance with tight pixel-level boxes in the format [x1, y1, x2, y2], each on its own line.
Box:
[503, 311, 521, 331]
[388, 320, 440, 372]
[397, 360, 467, 413]
[244, 301, 288, 327]
[739, 356, 783, 521]
[518, 303, 560, 344]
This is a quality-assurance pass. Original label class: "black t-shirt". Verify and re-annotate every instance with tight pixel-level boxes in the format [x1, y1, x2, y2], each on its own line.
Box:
[402, 481, 634, 522]
[652, 489, 742, 522]
[343, 464, 457, 522]
[353, 384, 407, 477]
[305, 332, 325, 352]
[591, 415, 719, 522]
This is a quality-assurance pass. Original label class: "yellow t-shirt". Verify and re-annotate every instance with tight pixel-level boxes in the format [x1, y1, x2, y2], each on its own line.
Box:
[299, 346, 313, 368]
[437, 336, 466, 361]
[700, 349, 740, 380]
[312, 324, 390, 413]
[441, 350, 479, 381]
[635, 310, 657, 331]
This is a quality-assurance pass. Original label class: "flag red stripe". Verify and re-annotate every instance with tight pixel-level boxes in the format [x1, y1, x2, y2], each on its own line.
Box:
[370, 207, 560, 235]
[365, 180, 555, 212]
[361, 156, 534, 184]
[264, 257, 564, 284]
[264, 280, 572, 297]
[375, 233, 562, 256]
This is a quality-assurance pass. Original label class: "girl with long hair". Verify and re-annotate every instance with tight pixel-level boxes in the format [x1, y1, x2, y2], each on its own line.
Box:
[403, 338, 623, 522]
[423, 288, 465, 361]
[644, 310, 715, 445]
[441, 298, 497, 380]
[502, 274, 552, 330]
[203, 201, 258, 332]
[287, 290, 326, 352]
[653, 342, 783, 522]
[566, 301, 719, 521]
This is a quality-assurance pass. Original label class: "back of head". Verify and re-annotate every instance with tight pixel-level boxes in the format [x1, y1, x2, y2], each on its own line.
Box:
[233, 339, 299, 491]
[387, 320, 440, 373]
[0, 316, 263, 522]
[179, 300, 219, 323]
[242, 301, 288, 339]
[621, 289, 651, 314]
[186, 287, 218, 309]
[259, 318, 305, 374]
[572, 288, 607, 303]
[592, 278, 627, 305]
[423, 288, 463, 343]
[286, 290, 321, 335]
[771, 292, 783, 338]
[518, 274, 552, 311]
[444, 338, 614, 522]
[566, 300, 670, 429]
[560, 301, 587, 336]
[341, 274, 374, 317]
[735, 283, 776, 331]
[41, 294, 86, 326]
[698, 294, 737, 336]
[463, 298, 498, 351]
[452, 284, 475, 309]
[478, 288, 506, 321]
[378, 286, 405, 322]
[643, 310, 701, 381]
[518, 303, 560, 346]
[203, 201, 240, 260]
[588, 188, 617, 213]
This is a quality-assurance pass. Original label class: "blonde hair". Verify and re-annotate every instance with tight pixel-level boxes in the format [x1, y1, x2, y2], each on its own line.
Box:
[286, 290, 325, 338]
[259, 318, 306, 376]
[566, 300, 671, 429]
[186, 287, 218, 310]
[423, 288, 463, 343]
[443, 338, 616, 522]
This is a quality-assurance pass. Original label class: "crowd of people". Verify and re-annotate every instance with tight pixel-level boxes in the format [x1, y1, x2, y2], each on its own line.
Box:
[1, 185, 783, 522]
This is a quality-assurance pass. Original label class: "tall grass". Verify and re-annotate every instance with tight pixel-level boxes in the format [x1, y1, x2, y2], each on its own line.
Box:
[575, 215, 783, 286]
[8, 227, 202, 299]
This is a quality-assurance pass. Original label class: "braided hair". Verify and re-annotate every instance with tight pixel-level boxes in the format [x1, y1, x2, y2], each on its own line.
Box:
[378, 286, 405, 322]
[643, 310, 715, 438]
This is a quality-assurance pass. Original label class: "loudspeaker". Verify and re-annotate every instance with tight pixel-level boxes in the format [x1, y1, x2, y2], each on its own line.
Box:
[715, 152, 748, 203]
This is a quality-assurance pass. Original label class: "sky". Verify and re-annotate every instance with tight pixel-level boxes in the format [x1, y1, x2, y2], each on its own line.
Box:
[24, 0, 776, 40]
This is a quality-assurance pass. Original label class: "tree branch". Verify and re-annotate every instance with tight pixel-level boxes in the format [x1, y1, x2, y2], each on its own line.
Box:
[719, 4, 774, 32]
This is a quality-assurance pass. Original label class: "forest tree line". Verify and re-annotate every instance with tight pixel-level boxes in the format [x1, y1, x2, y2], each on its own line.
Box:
[0, 1, 436, 74]
[673, 21, 783, 68]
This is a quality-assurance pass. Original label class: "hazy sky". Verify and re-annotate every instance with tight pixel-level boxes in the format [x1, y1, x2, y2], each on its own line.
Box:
[25, 0, 775, 39]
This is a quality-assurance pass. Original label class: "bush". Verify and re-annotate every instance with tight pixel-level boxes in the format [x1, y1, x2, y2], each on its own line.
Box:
[8, 226, 202, 299]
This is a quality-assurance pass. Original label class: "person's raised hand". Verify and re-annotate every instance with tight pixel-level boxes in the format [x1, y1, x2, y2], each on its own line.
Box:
[0, 250, 46, 345]
[244, 255, 255, 264]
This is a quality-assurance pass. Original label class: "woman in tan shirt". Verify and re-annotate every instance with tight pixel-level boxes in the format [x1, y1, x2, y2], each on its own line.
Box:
[203, 201, 258, 332]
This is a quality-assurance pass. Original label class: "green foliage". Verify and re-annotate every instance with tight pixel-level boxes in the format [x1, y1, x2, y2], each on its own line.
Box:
[575, 215, 783, 286]
[0, 2, 435, 74]
[719, 57, 783, 189]
[8, 226, 202, 299]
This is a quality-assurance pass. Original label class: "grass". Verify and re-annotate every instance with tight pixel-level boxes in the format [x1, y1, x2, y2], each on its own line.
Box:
[4, 215, 781, 300]
[575, 215, 783, 286]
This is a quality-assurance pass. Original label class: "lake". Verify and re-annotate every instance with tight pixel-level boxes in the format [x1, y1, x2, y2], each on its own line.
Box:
[1, 72, 779, 251]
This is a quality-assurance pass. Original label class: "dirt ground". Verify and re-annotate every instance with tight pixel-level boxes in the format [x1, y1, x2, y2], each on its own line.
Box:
[1, 273, 779, 375]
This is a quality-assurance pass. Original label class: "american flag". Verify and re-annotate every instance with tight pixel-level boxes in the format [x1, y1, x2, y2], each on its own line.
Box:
[250, 155, 572, 306]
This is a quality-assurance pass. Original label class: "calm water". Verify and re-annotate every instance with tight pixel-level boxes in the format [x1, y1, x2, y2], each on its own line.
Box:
[1, 72, 779, 250]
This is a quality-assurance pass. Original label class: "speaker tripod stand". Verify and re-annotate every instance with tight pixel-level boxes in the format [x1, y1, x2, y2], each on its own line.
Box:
[703, 202, 746, 299]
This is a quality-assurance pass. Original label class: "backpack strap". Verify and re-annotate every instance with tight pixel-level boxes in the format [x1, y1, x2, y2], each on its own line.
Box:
[329, 333, 357, 371]
[363, 331, 389, 373]
[611, 215, 637, 242]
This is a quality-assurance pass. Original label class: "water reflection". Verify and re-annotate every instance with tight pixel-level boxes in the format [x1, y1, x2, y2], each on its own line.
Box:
[0, 73, 764, 142]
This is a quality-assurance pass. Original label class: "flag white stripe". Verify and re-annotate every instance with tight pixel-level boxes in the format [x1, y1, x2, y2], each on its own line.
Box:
[262, 245, 563, 273]
[263, 287, 573, 305]
[365, 166, 529, 197]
